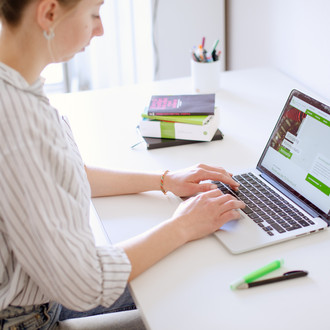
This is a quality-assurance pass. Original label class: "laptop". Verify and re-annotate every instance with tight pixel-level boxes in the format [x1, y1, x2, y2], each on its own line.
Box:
[213, 89, 330, 254]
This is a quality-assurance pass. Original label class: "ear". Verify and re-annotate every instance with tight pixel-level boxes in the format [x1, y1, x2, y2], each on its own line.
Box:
[36, 0, 59, 31]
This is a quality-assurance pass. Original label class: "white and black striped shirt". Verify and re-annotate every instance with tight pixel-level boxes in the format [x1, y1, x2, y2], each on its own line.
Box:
[0, 63, 131, 311]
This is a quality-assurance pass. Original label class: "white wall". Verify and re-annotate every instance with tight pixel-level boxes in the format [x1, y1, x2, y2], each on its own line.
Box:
[153, 0, 226, 80]
[227, 0, 330, 100]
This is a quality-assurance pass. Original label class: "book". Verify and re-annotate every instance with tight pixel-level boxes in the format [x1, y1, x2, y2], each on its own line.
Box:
[142, 108, 213, 126]
[138, 113, 218, 141]
[147, 94, 215, 116]
[142, 129, 223, 150]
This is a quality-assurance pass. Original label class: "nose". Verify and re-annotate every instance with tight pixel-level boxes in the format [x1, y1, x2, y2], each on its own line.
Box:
[94, 19, 104, 37]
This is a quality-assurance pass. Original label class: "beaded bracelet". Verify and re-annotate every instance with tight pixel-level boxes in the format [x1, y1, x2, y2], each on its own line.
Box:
[160, 170, 169, 195]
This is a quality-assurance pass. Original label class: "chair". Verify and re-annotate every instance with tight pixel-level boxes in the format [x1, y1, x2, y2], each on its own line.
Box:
[58, 309, 146, 330]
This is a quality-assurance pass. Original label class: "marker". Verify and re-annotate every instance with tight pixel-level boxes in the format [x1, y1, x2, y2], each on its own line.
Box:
[201, 36, 206, 49]
[211, 39, 219, 53]
[211, 50, 218, 61]
[198, 44, 204, 61]
[236, 270, 308, 289]
[230, 258, 284, 290]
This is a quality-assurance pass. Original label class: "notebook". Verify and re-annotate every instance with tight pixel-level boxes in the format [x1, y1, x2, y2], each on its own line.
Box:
[213, 89, 330, 254]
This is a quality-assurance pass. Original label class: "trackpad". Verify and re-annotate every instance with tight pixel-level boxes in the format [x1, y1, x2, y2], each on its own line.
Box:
[214, 213, 271, 254]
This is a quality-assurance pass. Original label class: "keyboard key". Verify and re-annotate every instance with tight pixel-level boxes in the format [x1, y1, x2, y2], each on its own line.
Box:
[271, 223, 286, 233]
[242, 205, 253, 214]
[298, 220, 310, 227]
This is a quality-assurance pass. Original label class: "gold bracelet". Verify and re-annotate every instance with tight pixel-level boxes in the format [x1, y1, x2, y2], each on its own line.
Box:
[160, 170, 169, 195]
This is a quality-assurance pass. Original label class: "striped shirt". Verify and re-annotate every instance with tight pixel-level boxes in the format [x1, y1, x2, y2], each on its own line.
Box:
[0, 63, 131, 311]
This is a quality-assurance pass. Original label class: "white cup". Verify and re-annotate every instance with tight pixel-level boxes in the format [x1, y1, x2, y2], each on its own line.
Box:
[191, 59, 221, 93]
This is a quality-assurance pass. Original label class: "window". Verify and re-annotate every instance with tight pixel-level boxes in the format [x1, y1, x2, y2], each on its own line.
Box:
[42, 63, 69, 94]
[44, 0, 154, 93]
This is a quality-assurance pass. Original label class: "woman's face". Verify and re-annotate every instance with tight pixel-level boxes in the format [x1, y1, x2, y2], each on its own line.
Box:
[50, 0, 104, 62]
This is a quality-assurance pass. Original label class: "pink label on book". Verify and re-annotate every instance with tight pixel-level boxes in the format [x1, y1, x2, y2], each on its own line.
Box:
[150, 97, 181, 110]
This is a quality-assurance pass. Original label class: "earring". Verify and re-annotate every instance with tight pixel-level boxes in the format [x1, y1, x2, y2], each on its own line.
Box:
[43, 29, 55, 40]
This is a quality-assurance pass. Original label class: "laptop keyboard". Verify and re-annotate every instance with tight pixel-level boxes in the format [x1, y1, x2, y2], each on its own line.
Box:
[214, 172, 315, 236]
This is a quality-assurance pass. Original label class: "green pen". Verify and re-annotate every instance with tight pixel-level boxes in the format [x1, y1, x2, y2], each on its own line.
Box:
[230, 258, 284, 290]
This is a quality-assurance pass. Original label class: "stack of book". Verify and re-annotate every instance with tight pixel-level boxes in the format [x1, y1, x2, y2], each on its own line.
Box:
[138, 94, 223, 149]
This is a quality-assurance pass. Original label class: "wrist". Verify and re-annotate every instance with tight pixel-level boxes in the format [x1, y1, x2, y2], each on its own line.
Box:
[165, 215, 188, 246]
[160, 170, 170, 194]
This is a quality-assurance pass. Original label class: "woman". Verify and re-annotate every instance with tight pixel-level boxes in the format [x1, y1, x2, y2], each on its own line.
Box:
[0, 0, 244, 328]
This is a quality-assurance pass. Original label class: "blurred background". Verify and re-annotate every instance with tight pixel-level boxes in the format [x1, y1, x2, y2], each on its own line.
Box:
[44, 0, 330, 101]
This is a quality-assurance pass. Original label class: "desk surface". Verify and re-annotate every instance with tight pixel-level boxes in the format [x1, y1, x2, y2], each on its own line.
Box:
[49, 68, 330, 330]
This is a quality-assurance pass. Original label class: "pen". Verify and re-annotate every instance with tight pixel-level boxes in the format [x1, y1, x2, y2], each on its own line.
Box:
[203, 48, 208, 62]
[236, 270, 308, 289]
[230, 258, 284, 290]
[191, 51, 200, 62]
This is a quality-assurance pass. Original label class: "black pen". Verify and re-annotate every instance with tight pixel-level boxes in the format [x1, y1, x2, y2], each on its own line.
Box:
[236, 270, 308, 289]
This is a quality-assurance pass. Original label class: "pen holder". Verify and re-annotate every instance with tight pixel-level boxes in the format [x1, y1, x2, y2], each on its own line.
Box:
[191, 59, 221, 93]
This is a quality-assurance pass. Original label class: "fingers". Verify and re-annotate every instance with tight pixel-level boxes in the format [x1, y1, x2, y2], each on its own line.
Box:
[214, 209, 242, 227]
[215, 194, 245, 214]
[211, 194, 245, 230]
[205, 191, 245, 221]
[191, 164, 239, 190]
[198, 189, 245, 211]
[198, 187, 224, 197]
[174, 190, 245, 242]
[185, 182, 219, 196]
[199, 192, 245, 233]
[217, 173, 240, 190]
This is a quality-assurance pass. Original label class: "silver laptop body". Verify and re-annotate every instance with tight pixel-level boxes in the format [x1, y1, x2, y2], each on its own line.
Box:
[214, 89, 330, 254]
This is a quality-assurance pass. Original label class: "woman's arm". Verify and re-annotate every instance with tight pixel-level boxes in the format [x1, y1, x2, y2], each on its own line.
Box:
[86, 163, 245, 281]
[85, 166, 161, 197]
[117, 190, 245, 281]
[85, 164, 240, 198]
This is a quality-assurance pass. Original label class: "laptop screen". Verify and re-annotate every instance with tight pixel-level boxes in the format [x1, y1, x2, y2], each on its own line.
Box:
[257, 89, 330, 220]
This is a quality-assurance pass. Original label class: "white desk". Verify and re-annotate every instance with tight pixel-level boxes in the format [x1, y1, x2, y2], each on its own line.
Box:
[49, 68, 330, 330]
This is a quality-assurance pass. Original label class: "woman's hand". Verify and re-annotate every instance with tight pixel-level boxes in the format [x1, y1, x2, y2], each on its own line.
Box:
[163, 164, 239, 197]
[170, 189, 245, 243]
[118, 181, 245, 281]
